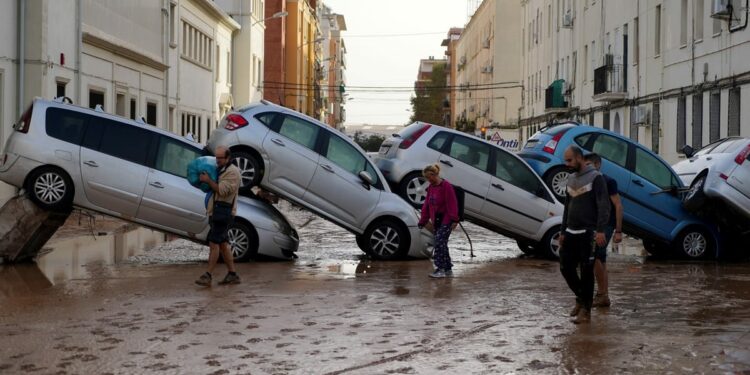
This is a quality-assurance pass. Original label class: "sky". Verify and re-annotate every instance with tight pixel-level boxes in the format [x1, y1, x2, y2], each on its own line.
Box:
[322, 0, 470, 126]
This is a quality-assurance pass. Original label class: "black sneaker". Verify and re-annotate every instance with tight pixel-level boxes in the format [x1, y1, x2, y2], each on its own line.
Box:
[195, 272, 212, 286]
[218, 273, 241, 285]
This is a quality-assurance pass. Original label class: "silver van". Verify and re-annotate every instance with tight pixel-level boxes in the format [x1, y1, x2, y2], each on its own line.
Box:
[0, 98, 298, 261]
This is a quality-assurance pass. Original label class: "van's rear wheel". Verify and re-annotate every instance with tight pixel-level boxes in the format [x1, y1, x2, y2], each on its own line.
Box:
[27, 167, 74, 211]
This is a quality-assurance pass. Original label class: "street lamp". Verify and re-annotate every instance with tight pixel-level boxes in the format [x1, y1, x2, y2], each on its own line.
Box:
[252, 11, 288, 26]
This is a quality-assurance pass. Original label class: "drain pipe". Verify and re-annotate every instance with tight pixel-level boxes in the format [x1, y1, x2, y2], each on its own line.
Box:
[17, 0, 25, 116]
[76, 0, 82, 104]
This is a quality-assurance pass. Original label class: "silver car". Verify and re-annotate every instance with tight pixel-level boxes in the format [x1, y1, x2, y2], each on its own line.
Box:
[206, 101, 433, 260]
[673, 137, 750, 222]
[374, 122, 564, 258]
[0, 98, 299, 261]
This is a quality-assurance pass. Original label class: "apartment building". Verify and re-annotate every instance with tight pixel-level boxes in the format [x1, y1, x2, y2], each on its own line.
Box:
[520, 0, 750, 164]
[455, 0, 523, 132]
[442, 27, 464, 128]
[318, 2, 347, 128]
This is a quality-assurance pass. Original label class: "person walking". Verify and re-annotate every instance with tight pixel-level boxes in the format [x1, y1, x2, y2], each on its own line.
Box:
[418, 164, 459, 278]
[559, 146, 611, 324]
[195, 146, 242, 286]
[584, 153, 623, 308]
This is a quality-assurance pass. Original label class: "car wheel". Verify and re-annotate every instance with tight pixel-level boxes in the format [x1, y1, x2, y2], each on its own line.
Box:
[540, 226, 562, 259]
[363, 219, 410, 260]
[544, 167, 570, 202]
[683, 175, 707, 212]
[516, 240, 537, 255]
[355, 235, 371, 254]
[227, 221, 259, 262]
[674, 227, 713, 259]
[398, 172, 429, 208]
[232, 151, 262, 189]
[642, 239, 666, 256]
[26, 167, 74, 211]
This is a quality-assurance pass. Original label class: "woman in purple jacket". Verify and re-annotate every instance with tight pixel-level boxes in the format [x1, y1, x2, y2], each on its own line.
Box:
[418, 164, 459, 278]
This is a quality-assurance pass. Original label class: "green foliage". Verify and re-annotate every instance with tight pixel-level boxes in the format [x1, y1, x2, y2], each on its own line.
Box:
[353, 131, 386, 152]
[409, 63, 448, 125]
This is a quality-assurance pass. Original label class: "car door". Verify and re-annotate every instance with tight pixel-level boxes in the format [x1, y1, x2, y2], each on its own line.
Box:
[482, 148, 553, 237]
[304, 130, 381, 230]
[261, 114, 320, 198]
[627, 146, 683, 239]
[136, 135, 207, 236]
[438, 134, 491, 215]
[79, 118, 154, 218]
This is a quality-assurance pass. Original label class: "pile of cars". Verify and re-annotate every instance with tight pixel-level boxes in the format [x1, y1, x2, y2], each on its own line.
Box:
[3, 97, 746, 262]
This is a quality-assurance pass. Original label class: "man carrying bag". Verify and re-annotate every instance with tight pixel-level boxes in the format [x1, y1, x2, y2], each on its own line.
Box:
[195, 146, 242, 286]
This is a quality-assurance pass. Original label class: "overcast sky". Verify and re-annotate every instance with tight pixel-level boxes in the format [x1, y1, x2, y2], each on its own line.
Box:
[323, 0, 469, 126]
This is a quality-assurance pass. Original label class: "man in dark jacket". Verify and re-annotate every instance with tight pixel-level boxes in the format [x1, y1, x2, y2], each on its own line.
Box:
[559, 145, 611, 324]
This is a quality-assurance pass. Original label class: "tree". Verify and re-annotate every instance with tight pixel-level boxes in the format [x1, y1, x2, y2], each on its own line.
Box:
[409, 63, 448, 125]
[353, 131, 386, 152]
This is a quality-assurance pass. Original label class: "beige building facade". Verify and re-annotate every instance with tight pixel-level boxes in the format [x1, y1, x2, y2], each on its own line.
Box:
[455, 0, 523, 134]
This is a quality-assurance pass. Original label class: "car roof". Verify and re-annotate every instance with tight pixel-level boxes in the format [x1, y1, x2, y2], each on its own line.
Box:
[37, 97, 203, 149]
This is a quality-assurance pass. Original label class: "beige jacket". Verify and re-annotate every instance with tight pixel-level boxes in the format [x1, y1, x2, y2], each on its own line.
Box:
[206, 164, 241, 216]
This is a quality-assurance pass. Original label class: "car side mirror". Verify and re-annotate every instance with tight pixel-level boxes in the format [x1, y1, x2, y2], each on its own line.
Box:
[359, 171, 374, 186]
[681, 145, 695, 158]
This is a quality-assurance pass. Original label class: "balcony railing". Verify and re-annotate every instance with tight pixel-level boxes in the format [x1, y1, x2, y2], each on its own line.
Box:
[593, 64, 627, 101]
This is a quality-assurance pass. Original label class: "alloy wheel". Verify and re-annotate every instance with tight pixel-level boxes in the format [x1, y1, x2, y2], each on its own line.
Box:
[549, 231, 562, 258]
[34, 172, 66, 204]
[683, 232, 707, 258]
[228, 227, 250, 259]
[370, 226, 401, 257]
[232, 157, 256, 187]
[686, 177, 705, 201]
[551, 171, 570, 198]
[405, 176, 428, 206]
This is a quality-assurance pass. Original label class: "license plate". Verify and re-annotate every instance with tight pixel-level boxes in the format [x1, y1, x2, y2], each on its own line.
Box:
[379, 145, 391, 154]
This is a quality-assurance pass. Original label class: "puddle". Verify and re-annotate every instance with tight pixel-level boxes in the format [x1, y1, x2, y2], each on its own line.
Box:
[35, 227, 166, 285]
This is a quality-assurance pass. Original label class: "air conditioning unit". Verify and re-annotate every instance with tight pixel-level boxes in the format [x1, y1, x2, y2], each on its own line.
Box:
[562, 10, 573, 28]
[711, 0, 732, 19]
[482, 38, 491, 49]
[481, 66, 494, 74]
[632, 105, 651, 126]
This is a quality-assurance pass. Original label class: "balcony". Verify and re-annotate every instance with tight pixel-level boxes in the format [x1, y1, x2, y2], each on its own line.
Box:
[593, 64, 627, 102]
[545, 79, 569, 114]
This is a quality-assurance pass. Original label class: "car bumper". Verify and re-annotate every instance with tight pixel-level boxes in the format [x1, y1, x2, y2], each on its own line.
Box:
[704, 176, 750, 219]
[405, 226, 434, 259]
[256, 226, 299, 260]
[207, 129, 240, 154]
[0, 154, 40, 188]
[374, 157, 409, 184]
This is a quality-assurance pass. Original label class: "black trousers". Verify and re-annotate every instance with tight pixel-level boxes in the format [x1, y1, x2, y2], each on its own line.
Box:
[560, 230, 596, 310]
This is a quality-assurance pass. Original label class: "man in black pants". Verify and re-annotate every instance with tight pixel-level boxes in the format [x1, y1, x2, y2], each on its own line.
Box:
[559, 146, 611, 324]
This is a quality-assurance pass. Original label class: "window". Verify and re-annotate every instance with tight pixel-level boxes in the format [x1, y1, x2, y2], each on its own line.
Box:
[635, 148, 674, 189]
[448, 135, 490, 172]
[713, 17, 722, 35]
[325, 134, 370, 179]
[155, 136, 202, 178]
[98, 120, 153, 165]
[116, 93, 126, 117]
[215, 46, 221, 82]
[634, 16, 639, 63]
[56, 81, 67, 98]
[584, 45, 588, 81]
[494, 150, 542, 195]
[680, 0, 688, 46]
[590, 134, 628, 167]
[427, 132, 449, 151]
[45, 108, 87, 145]
[677, 96, 687, 151]
[147, 102, 157, 126]
[591, 41, 596, 81]
[181, 20, 213, 68]
[574, 133, 594, 148]
[655, 5, 662, 55]
[254, 112, 277, 127]
[89, 89, 104, 110]
[181, 112, 200, 143]
[709, 92, 720, 143]
[169, 2, 177, 46]
[227, 51, 232, 83]
[278, 115, 319, 150]
[729, 88, 741, 136]
[130, 98, 137, 120]
[694, 0, 704, 41]
[693, 93, 704, 148]
[652, 102, 660, 154]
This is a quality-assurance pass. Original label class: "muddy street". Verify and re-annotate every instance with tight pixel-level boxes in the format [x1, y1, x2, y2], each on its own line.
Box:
[1, 206, 750, 374]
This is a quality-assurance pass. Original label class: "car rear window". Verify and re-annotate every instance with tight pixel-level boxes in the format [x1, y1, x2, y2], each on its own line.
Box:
[46, 108, 88, 145]
[540, 124, 577, 136]
[711, 138, 747, 154]
[397, 123, 429, 139]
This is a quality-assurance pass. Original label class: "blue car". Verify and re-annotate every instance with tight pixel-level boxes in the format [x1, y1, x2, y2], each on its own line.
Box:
[519, 122, 720, 258]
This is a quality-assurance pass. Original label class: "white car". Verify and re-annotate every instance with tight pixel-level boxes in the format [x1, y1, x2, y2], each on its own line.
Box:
[374, 122, 564, 258]
[206, 101, 433, 260]
[0, 98, 299, 261]
[673, 137, 750, 223]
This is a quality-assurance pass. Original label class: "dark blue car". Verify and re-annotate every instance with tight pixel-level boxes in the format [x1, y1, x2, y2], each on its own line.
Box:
[519, 123, 720, 258]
